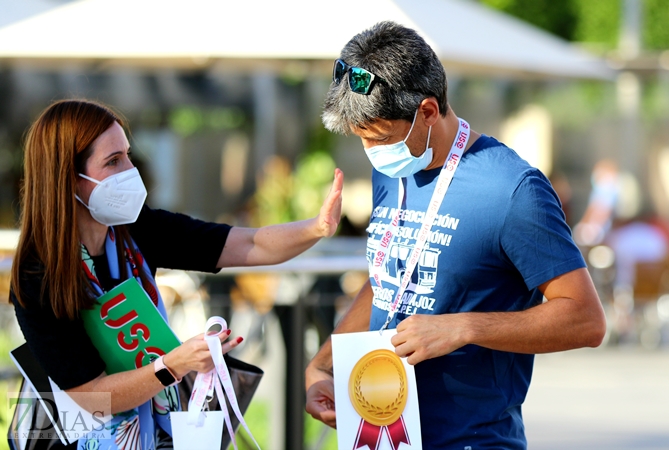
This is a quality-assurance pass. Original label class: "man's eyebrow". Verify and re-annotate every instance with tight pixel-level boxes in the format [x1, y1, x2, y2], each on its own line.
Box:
[362, 130, 392, 140]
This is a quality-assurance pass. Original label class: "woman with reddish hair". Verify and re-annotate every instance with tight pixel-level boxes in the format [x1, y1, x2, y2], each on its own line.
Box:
[10, 99, 343, 449]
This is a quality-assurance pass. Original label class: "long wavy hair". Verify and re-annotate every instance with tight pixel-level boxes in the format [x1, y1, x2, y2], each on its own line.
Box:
[11, 99, 147, 320]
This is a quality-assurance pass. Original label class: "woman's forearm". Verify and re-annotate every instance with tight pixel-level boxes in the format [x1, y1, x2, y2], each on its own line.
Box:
[66, 332, 239, 414]
[219, 220, 323, 267]
[67, 365, 166, 414]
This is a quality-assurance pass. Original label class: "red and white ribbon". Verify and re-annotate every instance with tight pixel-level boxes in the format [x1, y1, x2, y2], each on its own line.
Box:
[187, 316, 260, 450]
[354, 416, 410, 450]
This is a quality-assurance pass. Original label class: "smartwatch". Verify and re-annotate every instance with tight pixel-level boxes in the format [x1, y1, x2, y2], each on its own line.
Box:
[153, 355, 181, 387]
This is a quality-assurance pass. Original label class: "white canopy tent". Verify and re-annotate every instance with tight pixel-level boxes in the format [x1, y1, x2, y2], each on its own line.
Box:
[0, 0, 613, 79]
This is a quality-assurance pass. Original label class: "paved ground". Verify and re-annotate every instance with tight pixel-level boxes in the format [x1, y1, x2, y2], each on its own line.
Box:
[524, 346, 669, 449]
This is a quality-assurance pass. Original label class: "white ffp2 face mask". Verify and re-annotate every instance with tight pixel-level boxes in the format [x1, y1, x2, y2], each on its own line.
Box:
[76, 167, 147, 226]
[364, 110, 433, 178]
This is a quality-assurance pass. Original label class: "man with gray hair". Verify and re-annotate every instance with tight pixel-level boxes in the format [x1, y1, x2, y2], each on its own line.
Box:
[305, 21, 606, 449]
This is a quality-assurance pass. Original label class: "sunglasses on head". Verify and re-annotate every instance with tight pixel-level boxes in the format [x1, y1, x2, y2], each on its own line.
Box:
[332, 59, 379, 95]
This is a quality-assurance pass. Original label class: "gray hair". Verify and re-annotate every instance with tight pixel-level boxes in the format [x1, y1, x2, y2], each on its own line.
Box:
[322, 21, 448, 135]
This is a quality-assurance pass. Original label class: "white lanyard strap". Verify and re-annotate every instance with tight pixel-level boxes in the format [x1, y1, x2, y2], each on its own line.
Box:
[187, 316, 261, 450]
[371, 118, 471, 331]
[212, 371, 235, 443]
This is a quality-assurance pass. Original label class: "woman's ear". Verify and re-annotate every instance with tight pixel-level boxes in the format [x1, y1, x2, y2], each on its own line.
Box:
[75, 174, 90, 203]
[419, 98, 440, 127]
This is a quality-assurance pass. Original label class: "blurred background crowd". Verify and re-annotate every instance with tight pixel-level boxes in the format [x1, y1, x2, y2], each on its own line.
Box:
[1, 0, 669, 449]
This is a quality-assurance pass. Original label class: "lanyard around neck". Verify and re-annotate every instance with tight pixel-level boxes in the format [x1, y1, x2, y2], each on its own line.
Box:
[370, 118, 471, 331]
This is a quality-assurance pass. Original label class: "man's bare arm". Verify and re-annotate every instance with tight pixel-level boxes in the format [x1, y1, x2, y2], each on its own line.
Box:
[392, 268, 606, 364]
[304, 279, 373, 427]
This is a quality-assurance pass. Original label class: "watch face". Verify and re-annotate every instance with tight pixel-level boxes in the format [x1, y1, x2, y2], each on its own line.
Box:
[155, 367, 176, 386]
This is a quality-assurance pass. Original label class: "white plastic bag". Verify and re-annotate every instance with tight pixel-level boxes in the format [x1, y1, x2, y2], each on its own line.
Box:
[170, 317, 260, 450]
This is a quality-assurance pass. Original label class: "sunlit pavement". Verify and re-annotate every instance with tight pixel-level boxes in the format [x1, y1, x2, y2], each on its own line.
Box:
[524, 346, 669, 449]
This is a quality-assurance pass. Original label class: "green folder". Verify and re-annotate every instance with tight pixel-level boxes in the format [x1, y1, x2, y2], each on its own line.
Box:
[81, 278, 180, 375]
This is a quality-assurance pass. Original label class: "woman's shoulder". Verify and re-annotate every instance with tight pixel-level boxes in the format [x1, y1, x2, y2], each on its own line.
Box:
[132, 204, 202, 231]
[128, 204, 232, 273]
[130, 204, 232, 238]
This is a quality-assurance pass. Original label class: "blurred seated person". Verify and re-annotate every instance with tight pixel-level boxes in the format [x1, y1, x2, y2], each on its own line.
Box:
[605, 214, 669, 292]
[574, 159, 621, 246]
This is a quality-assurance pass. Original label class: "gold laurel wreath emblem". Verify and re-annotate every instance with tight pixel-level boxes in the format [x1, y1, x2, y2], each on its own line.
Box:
[348, 349, 408, 426]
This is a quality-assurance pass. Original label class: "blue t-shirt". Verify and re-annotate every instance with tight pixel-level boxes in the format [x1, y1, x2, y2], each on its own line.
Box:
[366, 135, 585, 449]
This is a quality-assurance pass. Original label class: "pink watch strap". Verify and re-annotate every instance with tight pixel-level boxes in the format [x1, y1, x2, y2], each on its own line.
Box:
[154, 355, 182, 383]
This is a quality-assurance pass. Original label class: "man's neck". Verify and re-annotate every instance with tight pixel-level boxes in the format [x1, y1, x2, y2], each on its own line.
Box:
[423, 109, 480, 171]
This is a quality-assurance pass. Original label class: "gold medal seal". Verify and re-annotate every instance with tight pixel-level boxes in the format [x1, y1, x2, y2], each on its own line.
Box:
[348, 349, 408, 427]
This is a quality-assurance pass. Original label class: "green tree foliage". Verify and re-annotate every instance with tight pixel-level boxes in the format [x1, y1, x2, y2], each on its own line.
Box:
[248, 152, 337, 227]
[480, 0, 578, 41]
[481, 0, 669, 51]
[572, 0, 620, 49]
[644, 0, 669, 50]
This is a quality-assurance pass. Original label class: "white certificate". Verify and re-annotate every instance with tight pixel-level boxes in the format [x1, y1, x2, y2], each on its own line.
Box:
[332, 330, 422, 450]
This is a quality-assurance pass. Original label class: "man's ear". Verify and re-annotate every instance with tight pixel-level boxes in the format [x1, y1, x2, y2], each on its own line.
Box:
[419, 98, 440, 127]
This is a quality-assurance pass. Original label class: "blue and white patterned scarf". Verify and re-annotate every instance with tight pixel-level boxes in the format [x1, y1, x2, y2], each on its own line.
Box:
[80, 227, 180, 450]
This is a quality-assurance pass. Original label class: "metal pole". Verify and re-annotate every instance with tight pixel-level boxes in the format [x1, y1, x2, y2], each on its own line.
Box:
[275, 297, 306, 450]
[617, 0, 643, 189]
[252, 71, 278, 176]
[619, 0, 642, 60]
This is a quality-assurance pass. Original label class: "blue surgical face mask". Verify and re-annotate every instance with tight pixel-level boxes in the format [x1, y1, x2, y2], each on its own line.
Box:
[364, 110, 433, 178]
